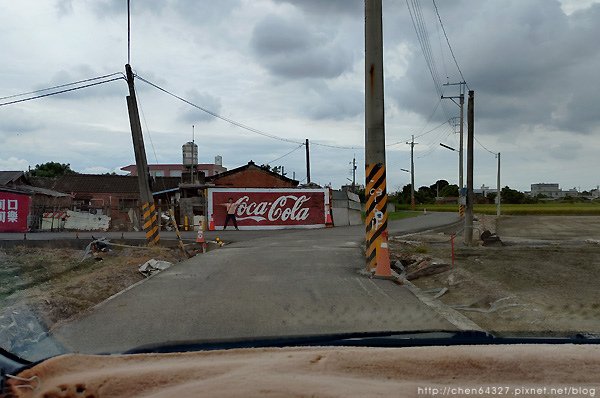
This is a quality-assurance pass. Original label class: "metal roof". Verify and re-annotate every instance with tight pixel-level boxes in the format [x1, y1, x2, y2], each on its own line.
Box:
[0, 171, 25, 186]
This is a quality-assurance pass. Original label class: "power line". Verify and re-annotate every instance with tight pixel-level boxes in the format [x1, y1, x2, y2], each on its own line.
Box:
[135, 74, 363, 150]
[387, 119, 449, 147]
[0, 72, 124, 101]
[474, 136, 496, 155]
[311, 141, 362, 150]
[405, 0, 454, 122]
[135, 75, 303, 144]
[267, 143, 305, 165]
[432, 0, 469, 89]
[0, 77, 124, 107]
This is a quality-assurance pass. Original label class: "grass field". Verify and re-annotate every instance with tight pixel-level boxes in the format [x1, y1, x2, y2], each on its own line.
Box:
[394, 202, 600, 215]
[388, 211, 421, 220]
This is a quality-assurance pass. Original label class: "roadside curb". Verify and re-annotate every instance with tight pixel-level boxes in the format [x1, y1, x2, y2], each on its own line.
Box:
[398, 275, 484, 332]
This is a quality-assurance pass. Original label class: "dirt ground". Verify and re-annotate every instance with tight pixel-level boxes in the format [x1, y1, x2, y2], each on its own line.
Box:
[0, 244, 187, 354]
[389, 215, 600, 335]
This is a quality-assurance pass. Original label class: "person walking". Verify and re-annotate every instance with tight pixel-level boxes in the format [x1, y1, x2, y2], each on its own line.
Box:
[222, 197, 239, 230]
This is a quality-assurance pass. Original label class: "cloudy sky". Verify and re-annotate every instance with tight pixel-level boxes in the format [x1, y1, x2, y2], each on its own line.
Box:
[1, 0, 599, 192]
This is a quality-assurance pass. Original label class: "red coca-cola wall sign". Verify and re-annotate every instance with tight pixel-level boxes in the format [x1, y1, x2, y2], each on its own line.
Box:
[207, 188, 328, 230]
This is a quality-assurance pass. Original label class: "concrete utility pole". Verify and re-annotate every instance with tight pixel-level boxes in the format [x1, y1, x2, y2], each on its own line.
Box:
[305, 138, 311, 184]
[364, 0, 390, 274]
[496, 152, 501, 216]
[351, 156, 357, 191]
[125, 64, 160, 245]
[406, 135, 418, 210]
[442, 82, 466, 217]
[464, 90, 474, 245]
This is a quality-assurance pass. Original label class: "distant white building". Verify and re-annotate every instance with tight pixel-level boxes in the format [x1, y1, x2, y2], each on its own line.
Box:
[529, 183, 578, 199]
[473, 184, 492, 196]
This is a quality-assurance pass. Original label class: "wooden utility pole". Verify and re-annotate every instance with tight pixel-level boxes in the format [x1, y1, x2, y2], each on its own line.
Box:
[464, 90, 474, 245]
[496, 152, 501, 216]
[305, 138, 311, 184]
[365, 0, 390, 275]
[406, 135, 418, 210]
[125, 64, 160, 245]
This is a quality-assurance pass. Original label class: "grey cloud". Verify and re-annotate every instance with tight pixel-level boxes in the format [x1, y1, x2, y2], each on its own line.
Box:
[90, 0, 166, 17]
[179, 89, 221, 123]
[0, 110, 44, 134]
[272, 0, 362, 16]
[388, 0, 600, 135]
[55, 0, 73, 15]
[251, 14, 353, 79]
[303, 84, 363, 120]
[548, 141, 582, 160]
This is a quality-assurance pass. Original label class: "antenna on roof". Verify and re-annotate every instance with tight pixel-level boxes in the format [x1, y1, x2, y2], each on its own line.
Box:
[192, 124, 195, 144]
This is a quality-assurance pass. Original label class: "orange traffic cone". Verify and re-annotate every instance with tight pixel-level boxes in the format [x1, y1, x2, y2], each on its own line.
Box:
[209, 215, 215, 231]
[196, 230, 207, 253]
[374, 236, 392, 277]
[196, 230, 205, 244]
[325, 206, 333, 228]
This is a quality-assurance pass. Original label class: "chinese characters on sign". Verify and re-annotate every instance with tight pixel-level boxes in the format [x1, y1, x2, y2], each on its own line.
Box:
[0, 199, 19, 223]
[0, 192, 30, 232]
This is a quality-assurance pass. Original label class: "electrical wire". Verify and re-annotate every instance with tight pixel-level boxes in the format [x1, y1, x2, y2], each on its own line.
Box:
[432, 0, 469, 89]
[311, 141, 362, 150]
[267, 143, 305, 165]
[135, 74, 303, 145]
[0, 77, 124, 107]
[136, 74, 363, 150]
[387, 98, 441, 146]
[405, 0, 454, 123]
[0, 72, 124, 101]
[417, 129, 453, 159]
[387, 119, 449, 147]
[474, 136, 497, 155]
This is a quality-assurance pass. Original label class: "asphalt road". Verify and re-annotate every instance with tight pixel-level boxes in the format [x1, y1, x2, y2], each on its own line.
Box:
[46, 213, 463, 355]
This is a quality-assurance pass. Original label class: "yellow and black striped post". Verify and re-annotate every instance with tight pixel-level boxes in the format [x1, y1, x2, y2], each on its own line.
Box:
[125, 63, 161, 246]
[141, 202, 160, 245]
[459, 204, 465, 218]
[364, 0, 390, 273]
[365, 163, 388, 270]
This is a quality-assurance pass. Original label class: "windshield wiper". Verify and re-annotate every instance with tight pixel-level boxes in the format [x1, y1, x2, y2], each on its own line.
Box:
[122, 330, 600, 354]
[0, 347, 32, 393]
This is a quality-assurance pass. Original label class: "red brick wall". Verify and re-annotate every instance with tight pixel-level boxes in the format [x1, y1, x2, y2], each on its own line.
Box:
[212, 169, 295, 188]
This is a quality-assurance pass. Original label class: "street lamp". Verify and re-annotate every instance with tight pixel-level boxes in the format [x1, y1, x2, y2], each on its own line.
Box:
[440, 143, 464, 216]
[440, 143, 457, 152]
[399, 168, 413, 208]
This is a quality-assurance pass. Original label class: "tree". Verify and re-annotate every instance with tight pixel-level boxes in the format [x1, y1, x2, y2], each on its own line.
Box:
[416, 186, 435, 204]
[29, 162, 77, 178]
[486, 192, 497, 202]
[429, 180, 449, 196]
[440, 184, 459, 197]
[501, 186, 526, 204]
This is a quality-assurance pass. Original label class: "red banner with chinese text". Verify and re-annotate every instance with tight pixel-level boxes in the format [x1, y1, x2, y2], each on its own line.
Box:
[0, 191, 30, 232]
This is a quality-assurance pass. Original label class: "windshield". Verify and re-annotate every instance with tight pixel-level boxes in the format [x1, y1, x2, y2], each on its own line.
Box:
[1, 0, 599, 362]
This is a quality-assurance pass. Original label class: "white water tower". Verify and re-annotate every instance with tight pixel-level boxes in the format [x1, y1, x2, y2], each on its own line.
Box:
[215, 155, 222, 166]
[182, 142, 198, 167]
